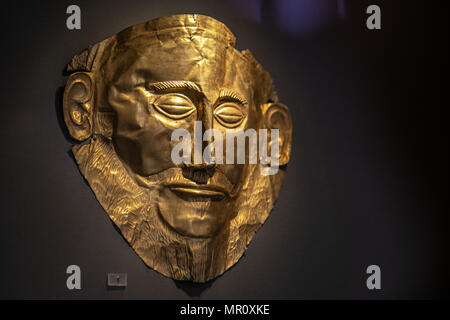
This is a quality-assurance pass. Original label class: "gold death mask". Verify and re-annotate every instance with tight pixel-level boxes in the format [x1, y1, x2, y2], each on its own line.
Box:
[62, 14, 292, 282]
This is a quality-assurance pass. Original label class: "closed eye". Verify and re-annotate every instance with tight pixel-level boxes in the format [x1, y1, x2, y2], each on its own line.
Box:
[153, 94, 196, 119]
[214, 103, 245, 127]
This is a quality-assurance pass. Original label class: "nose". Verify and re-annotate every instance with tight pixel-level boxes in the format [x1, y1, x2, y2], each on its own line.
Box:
[182, 163, 215, 184]
[190, 100, 216, 166]
[184, 101, 216, 184]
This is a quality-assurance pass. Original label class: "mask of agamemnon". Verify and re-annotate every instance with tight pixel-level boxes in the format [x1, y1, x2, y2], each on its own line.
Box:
[62, 14, 292, 282]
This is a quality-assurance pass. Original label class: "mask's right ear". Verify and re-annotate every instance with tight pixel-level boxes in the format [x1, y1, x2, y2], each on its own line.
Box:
[63, 72, 94, 141]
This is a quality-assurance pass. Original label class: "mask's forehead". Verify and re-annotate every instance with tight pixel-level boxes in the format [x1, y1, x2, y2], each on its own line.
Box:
[107, 34, 254, 104]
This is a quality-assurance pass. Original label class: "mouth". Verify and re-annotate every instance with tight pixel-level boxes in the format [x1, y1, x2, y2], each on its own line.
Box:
[167, 183, 228, 201]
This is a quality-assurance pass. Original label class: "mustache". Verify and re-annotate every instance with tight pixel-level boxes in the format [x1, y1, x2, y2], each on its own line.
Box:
[133, 166, 235, 196]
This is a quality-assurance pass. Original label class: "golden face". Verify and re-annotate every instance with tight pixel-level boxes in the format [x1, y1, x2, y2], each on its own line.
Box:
[62, 14, 292, 282]
[106, 39, 256, 238]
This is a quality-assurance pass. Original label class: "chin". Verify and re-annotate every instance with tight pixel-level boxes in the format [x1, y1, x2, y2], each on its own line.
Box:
[174, 214, 223, 238]
[157, 186, 230, 238]
[158, 203, 226, 238]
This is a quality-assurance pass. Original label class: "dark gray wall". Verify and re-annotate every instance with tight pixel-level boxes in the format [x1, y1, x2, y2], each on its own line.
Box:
[0, 0, 447, 299]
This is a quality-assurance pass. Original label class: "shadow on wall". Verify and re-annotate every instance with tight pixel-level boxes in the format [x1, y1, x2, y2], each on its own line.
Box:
[174, 279, 216, 297]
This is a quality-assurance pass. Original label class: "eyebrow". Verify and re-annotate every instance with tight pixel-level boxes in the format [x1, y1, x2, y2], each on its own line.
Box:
[145, 81, 247, 105]
[146, 81, 202, 94]
[218, 88, 248, 105]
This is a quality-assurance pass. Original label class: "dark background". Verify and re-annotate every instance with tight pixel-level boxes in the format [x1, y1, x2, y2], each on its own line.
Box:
[0, 0, 447, 299]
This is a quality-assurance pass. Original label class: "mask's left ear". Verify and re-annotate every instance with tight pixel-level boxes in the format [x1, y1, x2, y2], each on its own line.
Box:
[261, 102, 292, 166]
[63, 72, 94, 141]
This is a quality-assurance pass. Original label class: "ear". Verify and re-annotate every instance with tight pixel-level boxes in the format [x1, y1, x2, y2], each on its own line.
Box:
[63, 72, 94, 141]
[261, 102, 292, 166]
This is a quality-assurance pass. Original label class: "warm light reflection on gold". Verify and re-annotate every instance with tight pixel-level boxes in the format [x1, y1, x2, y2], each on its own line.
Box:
[62, 14, 292, 282]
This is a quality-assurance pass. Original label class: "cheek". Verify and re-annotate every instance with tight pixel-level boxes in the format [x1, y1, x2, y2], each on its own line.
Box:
[108, 87, 150, 133]
[108, 88, 198, 176]
[213, 110, 260, 190]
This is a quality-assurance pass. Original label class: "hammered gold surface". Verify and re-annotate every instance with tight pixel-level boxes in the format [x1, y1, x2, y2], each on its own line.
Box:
[63, 14, 292, 282]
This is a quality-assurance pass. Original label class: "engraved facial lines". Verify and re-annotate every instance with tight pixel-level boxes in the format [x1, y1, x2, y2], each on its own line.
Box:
[135, 80, 248, 127]
[153, 94, 196, 119]
[214, 104, 245, 127]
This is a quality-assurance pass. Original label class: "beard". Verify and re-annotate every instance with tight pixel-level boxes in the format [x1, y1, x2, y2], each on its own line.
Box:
[72, 134, 284, 282]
